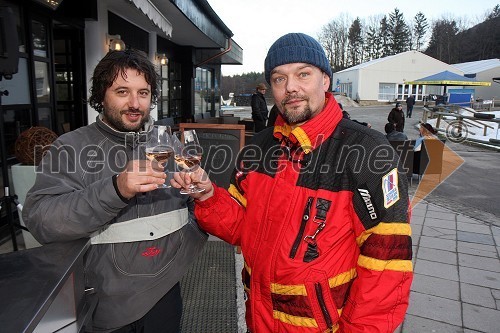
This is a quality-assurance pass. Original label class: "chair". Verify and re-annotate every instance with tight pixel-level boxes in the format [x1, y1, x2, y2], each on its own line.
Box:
[389, 140, 415, 185]
[197, 117, 222, 124]
[413, 139, 446, 182]
[154, 117, 175, 127]
[221, 116, 240, 124]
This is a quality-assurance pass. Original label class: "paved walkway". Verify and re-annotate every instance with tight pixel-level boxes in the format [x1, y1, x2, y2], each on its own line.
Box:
[398, 200, 500, 333]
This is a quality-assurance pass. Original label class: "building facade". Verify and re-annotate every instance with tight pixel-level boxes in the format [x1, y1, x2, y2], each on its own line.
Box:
[332, 51, 462, 104]
[0, 0, 243, 160]
[452, 59, 500, 102]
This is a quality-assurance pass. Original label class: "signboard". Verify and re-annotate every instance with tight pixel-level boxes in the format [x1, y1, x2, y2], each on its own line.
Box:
[179, 123, 245, 189]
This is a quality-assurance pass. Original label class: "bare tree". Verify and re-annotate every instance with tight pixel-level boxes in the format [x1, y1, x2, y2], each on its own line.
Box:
[319, 13, 352, 71]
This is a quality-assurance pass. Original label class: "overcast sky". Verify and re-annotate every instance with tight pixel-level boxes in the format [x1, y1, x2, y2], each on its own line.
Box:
[207, 0, 498, 76]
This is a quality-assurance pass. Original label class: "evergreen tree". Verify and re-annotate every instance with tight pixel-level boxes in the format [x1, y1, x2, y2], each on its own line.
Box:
[388, 8, 410, 54]
[379, 16, 391, 57]
[348, 18, 363, 66]
[425, 19, 460, 63]
[487, 4, 500, 19]
[365, 25, 381, 60]
[413, 12, 429, 51]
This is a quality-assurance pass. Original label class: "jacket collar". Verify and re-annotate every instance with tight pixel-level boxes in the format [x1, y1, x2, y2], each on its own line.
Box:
[273, 92, 342, 154]
[95, 113, 154, 147]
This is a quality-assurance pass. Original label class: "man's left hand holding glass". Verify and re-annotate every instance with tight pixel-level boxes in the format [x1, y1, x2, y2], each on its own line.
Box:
[170, 167, 214, 201]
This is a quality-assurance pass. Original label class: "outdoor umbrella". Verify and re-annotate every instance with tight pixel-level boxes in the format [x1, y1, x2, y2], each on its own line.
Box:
[406, 70, 491, 95]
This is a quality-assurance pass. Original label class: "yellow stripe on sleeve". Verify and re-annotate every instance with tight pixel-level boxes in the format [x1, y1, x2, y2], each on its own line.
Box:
[228, 184, 247, 208]
[358, 254, 413, 272]
[356, 222, 411, 246]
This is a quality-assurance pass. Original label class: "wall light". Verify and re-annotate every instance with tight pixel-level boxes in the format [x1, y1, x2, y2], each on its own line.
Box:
[157, 54, 168, 65]
[107, 34, 126, 51]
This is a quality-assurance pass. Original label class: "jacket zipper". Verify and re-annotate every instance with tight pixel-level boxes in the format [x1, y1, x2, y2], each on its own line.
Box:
[289, 197, 314, 259]
[315, 282, 333, 329]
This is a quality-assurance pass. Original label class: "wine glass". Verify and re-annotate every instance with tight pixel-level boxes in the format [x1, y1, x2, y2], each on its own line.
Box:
[145, 125, 173, 188]
[173, 130, 205, 194]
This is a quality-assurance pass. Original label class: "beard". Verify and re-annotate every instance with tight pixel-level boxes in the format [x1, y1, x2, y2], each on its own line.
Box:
[102, 108, 149, 132]
[280, 94, 313, 125]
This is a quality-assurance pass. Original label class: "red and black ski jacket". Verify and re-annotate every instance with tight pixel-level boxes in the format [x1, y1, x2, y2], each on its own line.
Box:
[195, 93, 413, 332]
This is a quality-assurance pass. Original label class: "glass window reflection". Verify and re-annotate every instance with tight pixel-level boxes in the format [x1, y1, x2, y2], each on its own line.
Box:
[32, 20, 47, 57]
[35, 61, 50, 103]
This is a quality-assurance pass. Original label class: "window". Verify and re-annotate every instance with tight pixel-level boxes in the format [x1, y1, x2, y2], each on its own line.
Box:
[338, 82, 352, 98]
[396, 83, 425, 101]
[168, 60, 182, 120]
[378, 83, 396, 101]
[158, 63, 169, 120]
[194, 67, 214, 117]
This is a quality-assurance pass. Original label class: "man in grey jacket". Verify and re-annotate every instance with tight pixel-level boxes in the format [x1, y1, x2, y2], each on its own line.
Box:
[23, 49, 207, 333]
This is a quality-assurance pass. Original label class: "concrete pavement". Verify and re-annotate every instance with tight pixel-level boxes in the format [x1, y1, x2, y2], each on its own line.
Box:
[398, 200, 500, 333]
[343, 102, 500, 332]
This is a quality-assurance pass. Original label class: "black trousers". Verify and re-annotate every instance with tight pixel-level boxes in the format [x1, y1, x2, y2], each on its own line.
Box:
[111, 283, 182, 333]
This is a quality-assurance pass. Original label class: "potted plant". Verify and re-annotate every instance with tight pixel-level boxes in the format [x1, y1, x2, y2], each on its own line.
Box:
[12, 127, 57, 248]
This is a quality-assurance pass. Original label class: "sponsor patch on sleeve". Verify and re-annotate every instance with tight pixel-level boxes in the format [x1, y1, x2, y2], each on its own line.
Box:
[382, 168, 400, 208]
[357, 186, 379, 220]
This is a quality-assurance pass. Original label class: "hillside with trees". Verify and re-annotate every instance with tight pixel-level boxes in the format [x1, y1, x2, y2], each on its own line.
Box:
[221, 4, 499, 100]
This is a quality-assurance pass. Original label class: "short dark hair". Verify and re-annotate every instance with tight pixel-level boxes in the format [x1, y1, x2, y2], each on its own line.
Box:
[420, 122, 438, 134]
[89, 49, 160, 113]
[385, 122, 395, 134]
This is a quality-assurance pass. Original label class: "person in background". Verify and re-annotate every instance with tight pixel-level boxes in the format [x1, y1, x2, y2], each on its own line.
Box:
[23, 49, 207, 333]
[339, 102, 371, 128]
[267, 104, 279, 127]
[414, 122, 438, 151]
[413, 122, 440, 175]
[406, 95, 416, 118]
[172, 32, 412, 333]
[385, 122, 408, 141]
[251, 82, 269, 132]
[388, 102, 405, 132]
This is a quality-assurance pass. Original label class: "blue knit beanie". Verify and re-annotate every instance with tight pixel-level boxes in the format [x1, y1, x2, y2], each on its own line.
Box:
[264, 33, 332, 84]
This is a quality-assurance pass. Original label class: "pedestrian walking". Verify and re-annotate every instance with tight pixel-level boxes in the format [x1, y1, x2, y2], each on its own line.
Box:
[406, 95, 415, 118]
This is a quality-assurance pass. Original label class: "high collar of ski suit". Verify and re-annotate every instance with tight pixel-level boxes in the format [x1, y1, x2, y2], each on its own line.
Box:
[95, 113, 155, 148]
[273, 92, 343, 154]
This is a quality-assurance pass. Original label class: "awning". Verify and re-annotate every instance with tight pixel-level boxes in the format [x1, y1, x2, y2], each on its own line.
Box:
[129, 0, 173, 37]
[406, 70, 491, 87]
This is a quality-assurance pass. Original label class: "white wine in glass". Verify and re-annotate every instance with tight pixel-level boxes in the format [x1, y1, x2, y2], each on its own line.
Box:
[145, 125, 173, 188]
[173, 130, 205, 194]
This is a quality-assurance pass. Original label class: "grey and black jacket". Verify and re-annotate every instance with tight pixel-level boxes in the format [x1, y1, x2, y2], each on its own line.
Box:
[23, 115, 208, 332]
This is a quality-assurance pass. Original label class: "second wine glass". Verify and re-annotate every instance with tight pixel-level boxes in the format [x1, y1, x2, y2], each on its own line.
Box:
[173, 130, 205, 194]
[145, 125, 173, 188]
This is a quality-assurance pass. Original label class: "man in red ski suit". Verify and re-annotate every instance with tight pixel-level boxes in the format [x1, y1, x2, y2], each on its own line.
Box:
[172, 32, 413, 333]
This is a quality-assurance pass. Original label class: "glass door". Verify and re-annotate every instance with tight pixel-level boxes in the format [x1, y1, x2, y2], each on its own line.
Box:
[53, 26, 85, 133]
